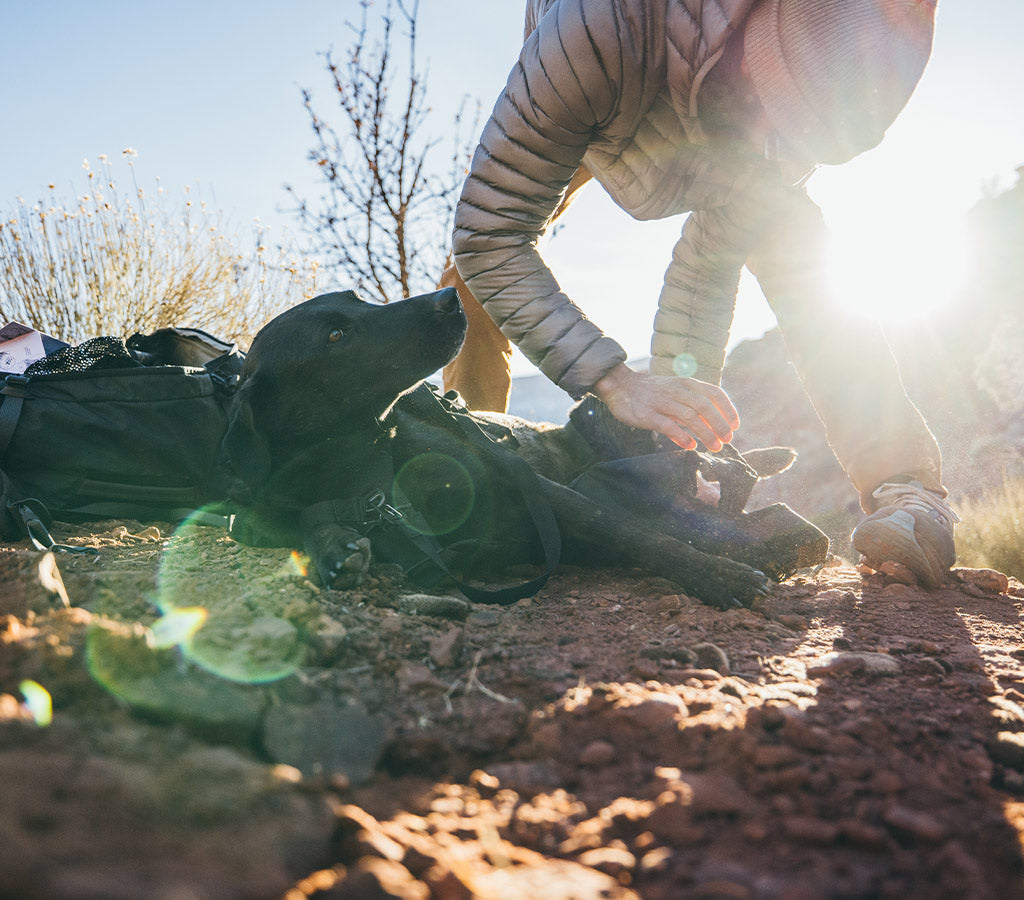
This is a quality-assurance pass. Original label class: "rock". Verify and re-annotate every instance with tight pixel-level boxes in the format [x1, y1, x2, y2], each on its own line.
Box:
[780, 716, 830, 753]
[618, 694, 688, 730]
[879, 561, 919, 585]
[465, 608, 502, 628]
[956, 567, 1011, 594]
[398, 594, 471, 620]
[428, 628, 464, 669]
[838, 818, 889, 848]
[645, 799, 704, 844]
[988, 731, 1024, 770]
[684, 773, 757, 816]
[397, 662, 447, 693]
[576, 846, 636, 877]
[579, 739, 617, 767]
[483, 760, 561, 794]
[807, 651, 900, 678]
[782, 815, 840, 845]
[334, 857, 429, 900]
[692, 642, 730, 674]
[469, 858, 638, 899]
[882, 805, 947, 842]
[263, 697, 387, 783]
[752, 744, 800, 769]
[776, 613, 808, 631]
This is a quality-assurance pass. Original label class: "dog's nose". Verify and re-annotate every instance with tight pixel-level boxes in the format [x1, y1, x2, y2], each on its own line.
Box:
[433, 287, 461, 315]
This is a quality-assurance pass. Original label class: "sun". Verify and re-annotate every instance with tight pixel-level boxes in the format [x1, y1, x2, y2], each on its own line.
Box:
[817, 176, 969, 322]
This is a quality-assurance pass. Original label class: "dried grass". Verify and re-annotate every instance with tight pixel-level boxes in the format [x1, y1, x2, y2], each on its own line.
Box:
[0, 151, 319, 348]
[955, 477, 1024, 580]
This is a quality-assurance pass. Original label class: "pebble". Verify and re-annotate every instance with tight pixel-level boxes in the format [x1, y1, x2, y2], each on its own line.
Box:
[336, 857, 429, 900]
[882, 805, 947, 842]
[782, 815, 839, 845]
[838, 818, 888, 848]
[397, 662, 447, 693]
[780, 716, 829, 753]
[776, 614, 808, 631]
[988, 731, 1024, 770]
[576, 846, 636, 877]
[751, 744, 800, 769]
[807, 651, 900, 678]
[579, 740, 617, 767]
[428, 628, 464, 669]
[465, 608, 502, 628]
[619, 694, 688, 730]
[692, 642, 730, 674]
[879, 561, 918, 585]
[398, 593, 470, 621]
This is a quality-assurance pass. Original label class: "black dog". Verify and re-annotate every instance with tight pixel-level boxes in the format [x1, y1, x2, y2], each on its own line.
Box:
[222, 289, 825, 609]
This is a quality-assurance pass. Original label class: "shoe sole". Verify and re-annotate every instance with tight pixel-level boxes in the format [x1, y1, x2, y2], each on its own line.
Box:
[852, 508, 945, 589]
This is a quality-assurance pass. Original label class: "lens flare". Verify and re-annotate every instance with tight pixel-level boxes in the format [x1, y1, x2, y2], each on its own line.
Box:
[19, 680, 52, 727]
[394, 452, 475, 535]
[147, 606, 208, 649]
[148, 507, 307, 684]
[672, 353, 698, 378]
[288, 550, 309, 577]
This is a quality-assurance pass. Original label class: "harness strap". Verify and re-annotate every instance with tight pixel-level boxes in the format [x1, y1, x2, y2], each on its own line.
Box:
[0, 391, 25, 460]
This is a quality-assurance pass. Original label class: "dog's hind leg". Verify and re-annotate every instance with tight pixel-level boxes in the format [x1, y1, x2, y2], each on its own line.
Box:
[539, 477, 771, 610]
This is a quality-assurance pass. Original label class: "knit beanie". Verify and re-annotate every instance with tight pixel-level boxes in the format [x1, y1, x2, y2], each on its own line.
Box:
[743, 0, 937, 164]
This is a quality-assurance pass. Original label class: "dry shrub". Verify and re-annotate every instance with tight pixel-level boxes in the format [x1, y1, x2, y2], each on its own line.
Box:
[0, 151, 319, 348]
[955, 478, 1024, 580]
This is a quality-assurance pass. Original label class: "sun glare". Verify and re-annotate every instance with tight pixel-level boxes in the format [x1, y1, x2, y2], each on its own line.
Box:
[824, 202, 968, 322]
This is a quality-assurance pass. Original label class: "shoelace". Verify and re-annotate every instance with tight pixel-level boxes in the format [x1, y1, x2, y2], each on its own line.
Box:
[871, 481, 960, 530]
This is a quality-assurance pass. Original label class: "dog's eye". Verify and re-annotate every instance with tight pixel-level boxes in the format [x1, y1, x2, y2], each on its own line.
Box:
[328, 328, 344, 343]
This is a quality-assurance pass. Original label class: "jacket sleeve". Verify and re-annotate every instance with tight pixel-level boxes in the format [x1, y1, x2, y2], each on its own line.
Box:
[453, 0, 652, 398]
[650, 169, 827, 385]
[650, 206, 749, 385]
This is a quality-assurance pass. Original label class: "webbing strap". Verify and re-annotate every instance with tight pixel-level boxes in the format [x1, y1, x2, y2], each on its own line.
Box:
[0, 393, 24, 461]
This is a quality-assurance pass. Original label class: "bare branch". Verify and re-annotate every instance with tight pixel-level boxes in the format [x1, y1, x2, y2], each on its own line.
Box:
[286, 0, 478, 302]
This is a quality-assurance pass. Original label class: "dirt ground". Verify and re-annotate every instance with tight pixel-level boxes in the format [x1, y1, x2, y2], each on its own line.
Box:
[1, 514, 1023, 900]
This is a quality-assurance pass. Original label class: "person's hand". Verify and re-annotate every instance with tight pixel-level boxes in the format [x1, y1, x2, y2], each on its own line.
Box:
[593, 363, 740, 452]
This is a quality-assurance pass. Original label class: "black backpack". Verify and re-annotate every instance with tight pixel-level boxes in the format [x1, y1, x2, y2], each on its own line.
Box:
[0, 327, 244, 551]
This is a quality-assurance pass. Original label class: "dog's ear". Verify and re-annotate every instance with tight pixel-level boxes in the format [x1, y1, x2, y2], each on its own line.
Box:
[222, 381, 271, 488]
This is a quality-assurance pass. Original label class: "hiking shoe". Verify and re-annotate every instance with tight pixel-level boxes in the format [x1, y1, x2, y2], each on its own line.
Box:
[851, 480, 959, 588]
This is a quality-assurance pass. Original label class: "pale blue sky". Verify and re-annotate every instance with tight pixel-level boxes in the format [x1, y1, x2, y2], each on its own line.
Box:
[3, 1, 1023, 371]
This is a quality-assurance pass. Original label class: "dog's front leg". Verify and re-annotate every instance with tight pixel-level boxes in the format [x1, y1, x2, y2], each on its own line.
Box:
[539, 477, 771, 610]
[303, 523, 372, 590]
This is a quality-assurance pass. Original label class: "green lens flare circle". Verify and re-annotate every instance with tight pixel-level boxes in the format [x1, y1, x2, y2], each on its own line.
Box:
[149, 507, 304, 684]
[393, 452, 475, 536]
[672, 353, 698, 378]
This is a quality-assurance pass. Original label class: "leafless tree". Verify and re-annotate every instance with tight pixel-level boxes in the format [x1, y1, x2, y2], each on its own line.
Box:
[286, 0, 478, 304]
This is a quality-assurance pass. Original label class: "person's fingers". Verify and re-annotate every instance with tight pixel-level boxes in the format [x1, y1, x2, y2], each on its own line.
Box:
[687, 382, 740, 435]
[648, 413, 699, 451]
[657, 390, 732, 449]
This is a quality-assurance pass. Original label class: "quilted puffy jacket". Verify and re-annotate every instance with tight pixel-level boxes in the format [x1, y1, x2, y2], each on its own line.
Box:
[453, 0, 825, 397]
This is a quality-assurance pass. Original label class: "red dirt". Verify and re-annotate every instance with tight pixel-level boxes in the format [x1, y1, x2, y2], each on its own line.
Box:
[1, 518, 1023, 899]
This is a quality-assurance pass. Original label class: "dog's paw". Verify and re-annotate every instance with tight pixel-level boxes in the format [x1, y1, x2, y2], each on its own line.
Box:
[697, 560, 772, 611]
[321, 537, 373, 590]
[305, 525, 372, 590]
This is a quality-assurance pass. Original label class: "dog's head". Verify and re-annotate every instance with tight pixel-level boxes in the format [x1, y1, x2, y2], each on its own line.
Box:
[223, 287, 467, 488]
